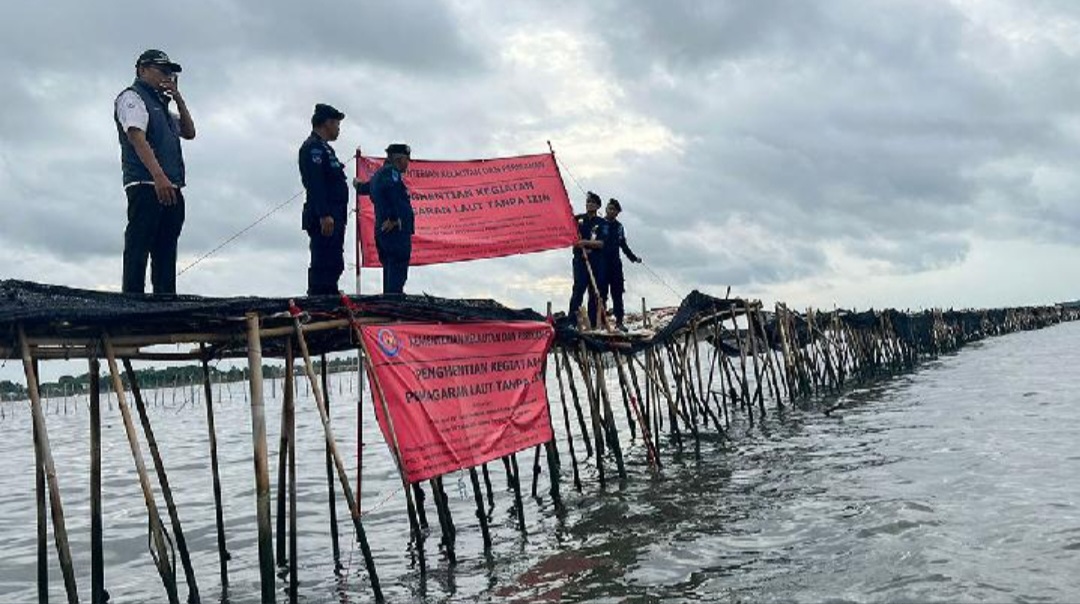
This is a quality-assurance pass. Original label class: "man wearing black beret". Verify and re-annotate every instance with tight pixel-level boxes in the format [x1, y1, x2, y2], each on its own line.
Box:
[298, 103, 349, 295]
[367, 143, 415, 294]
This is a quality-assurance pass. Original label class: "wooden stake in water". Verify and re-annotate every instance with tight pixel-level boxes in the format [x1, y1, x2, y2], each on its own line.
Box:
[558, 349, 593, 458]
[353, 326, 427, 573]
[243, 313, 276, 603]
[101, 333, 178, 604]
[574, 347, 606, 486]
[287, 344, 298, 602]
[89, 358, 106, 604]
[552, 348, 582, 491]
[292, 316, 383, 601]
[321, 355, 342, 572]
[32, 360, 48, 604]
[508, 454, 526, 532]
[123, 359, 200, 603]
[468, 466, 492, 554]
[199, 346, 229, 595]
[276, 355, 290, 568]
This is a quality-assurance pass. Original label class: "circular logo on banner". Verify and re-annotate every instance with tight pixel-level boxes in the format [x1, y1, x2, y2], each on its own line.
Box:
[376, 327, 402, 358]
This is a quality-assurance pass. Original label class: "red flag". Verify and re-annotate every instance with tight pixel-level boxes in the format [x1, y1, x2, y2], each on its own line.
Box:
[356, 153, 578, 267]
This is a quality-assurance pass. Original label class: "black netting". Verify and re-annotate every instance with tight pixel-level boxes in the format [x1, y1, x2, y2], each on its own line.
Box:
[554, 290, 743, 353]
[3, 280, 1074, 360]
[0, 280, 544, 358]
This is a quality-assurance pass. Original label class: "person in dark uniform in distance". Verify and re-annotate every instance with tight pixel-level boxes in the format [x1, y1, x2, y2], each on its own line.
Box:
[598, 198, 642, 331]
[567, 191, 607, 328]
[298, 103, 349, 295]
[115, 49, 196, 294]
[367, 143, 415, 294]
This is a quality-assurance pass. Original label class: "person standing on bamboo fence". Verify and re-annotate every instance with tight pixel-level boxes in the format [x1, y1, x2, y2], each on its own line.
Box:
[115, 49, 196, 295]
[367, 143, 415, 294]
[568, 191, 607, 329]
[299, 103, 349, 295]
[598, 198, 642, 332]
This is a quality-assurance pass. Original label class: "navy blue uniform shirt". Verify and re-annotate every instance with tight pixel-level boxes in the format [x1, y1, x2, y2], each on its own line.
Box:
[573, 213, 607, 260]
[298, 132, 348, 230]
[601, 218, 640, 266]
[369, 163, 415, 236]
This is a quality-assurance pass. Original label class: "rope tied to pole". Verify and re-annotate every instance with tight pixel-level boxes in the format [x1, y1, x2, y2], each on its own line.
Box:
[177, 155, 357, 278]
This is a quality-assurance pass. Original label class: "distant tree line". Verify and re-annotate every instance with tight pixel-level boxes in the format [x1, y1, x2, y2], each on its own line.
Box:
[0, 355, 360, 402]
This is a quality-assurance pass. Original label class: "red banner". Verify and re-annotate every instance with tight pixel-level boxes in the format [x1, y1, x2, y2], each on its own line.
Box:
[356, 153, 578, 267]
[361, 321, 555, 483]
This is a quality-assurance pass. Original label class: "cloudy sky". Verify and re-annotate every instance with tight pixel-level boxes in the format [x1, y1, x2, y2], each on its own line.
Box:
[2, 0, 1079, 316]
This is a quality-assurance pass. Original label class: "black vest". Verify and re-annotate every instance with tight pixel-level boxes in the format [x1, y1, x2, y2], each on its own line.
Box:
[115, 79, 186, 187]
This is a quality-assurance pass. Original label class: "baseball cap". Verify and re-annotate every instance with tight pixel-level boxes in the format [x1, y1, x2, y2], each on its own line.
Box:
[136, 49, 182, 73]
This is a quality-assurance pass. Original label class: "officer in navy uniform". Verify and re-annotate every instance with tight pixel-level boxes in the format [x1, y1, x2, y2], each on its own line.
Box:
[367, 143, 415, 294]
[567, 191, 607, 328]
[598, 198, 642, 331]
[298, 103, 349, 295]
[115, 49, 196, 294]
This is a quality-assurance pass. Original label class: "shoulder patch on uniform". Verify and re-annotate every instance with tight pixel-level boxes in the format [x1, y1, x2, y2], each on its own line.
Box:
[310, 148, 323, 164]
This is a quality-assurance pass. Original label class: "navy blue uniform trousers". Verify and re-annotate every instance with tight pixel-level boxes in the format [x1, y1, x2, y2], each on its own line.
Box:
[376, 231, 411, 294]
[306, 219, 346, 296]
[569, 255, 605, 327]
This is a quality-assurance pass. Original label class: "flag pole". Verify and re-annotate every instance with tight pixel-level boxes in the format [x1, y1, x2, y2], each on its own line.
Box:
[353, 147, 366, 506]
[354, 147, 363, 295]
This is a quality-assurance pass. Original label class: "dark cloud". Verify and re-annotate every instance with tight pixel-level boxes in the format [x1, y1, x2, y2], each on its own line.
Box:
[573, 0, 1080, 287]
[1, 0, 1079, 308]
[0, 1, 480, 73]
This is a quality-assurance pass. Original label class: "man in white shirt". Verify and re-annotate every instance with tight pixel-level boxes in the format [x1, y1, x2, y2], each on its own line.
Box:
[114, 49, 196, 294]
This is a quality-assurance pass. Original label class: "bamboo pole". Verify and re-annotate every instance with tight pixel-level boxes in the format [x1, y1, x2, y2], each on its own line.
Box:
[666, 341, 701, 456]
[429, 477, 457, 564]
[612, 352, 638, 442]
[727, 306, 752, 406]
[482, 464, 494, 513]
[199, 347, 229, 595]
[613, 353, 659, 474]
[542, 302, 562, 508]
[468, 467, 492, 554]
[592, 352, 627, 479]
[552, 347, 582, 491]
[352, 327, 426, 563]
[774, 305, 796, 403]
[356, 350, 365, 508]
[321, 355, 342, 572]
[574, 347, 605, 486]
[362, 351, 427, 574]
[287, 346, 298, 602]
[530, 446, 542, 498]
[744, 308, 766, 417]
[33, 362, 48, 604]
[101, 333, 177, 604]
[275, 358, 290, 567]
[558, 348, 592, 457]
[243, 314, 276, 603]
[89, 358, 106, 604]
[292, 318, 383, 600]
[123, 359, 200, 603]
[679, 339, 723, 434]
[412, 483, 430, 531]
[581, 253, 610, 331]
[508, 454, 526, 532]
